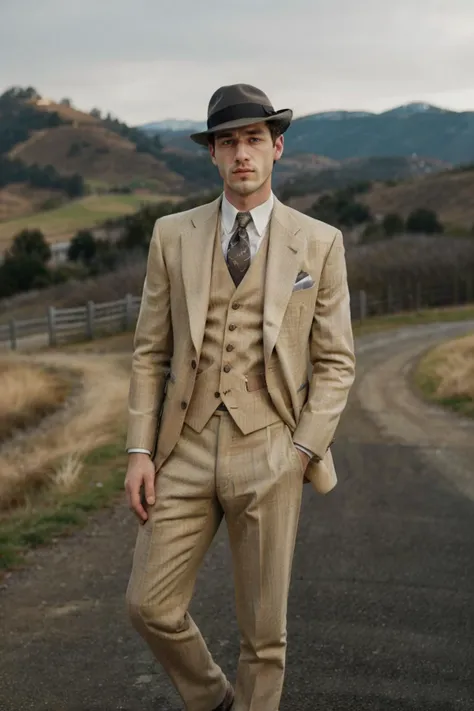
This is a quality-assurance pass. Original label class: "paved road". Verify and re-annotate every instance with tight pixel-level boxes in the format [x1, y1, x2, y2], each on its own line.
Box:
[1, 322, 473, 711]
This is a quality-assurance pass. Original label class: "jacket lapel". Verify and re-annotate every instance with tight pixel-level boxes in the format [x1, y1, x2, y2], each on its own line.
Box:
[263, 198, 304, 365]
[181, 196, 221, 354]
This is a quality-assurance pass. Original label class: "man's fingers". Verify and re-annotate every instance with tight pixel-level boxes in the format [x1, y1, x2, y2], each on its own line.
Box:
[129, 487, 148, 522]
[144, 472, 156, 506]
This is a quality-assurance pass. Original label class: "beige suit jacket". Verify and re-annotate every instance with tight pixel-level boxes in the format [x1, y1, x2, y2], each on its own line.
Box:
[127, 196, 356, 494]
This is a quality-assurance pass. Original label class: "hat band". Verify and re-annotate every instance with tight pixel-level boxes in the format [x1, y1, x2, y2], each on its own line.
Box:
[208, 102, 275, 130]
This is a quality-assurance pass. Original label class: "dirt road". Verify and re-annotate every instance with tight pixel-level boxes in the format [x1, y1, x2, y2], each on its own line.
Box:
[1, 321, 473, 711]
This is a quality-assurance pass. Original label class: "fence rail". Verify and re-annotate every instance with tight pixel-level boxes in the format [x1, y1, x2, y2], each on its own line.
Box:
[0, 285, 472, 352]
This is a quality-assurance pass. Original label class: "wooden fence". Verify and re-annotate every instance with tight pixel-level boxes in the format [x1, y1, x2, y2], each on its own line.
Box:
[0, 294, 141, 350]
[0, 282, 472, 351]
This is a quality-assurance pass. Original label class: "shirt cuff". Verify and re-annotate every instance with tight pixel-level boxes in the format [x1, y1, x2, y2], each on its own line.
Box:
[293, 442, 316, 459]
[127, 448, 152, 455]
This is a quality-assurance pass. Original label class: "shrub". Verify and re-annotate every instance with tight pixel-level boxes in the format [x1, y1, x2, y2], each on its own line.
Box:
[382, 213, 405, 237]
[406, 208, 443, 234]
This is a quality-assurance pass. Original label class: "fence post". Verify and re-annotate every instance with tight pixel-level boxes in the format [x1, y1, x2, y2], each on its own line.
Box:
[47, 306, 57, 347]
[86, 301, 95, 340]
[453, 274, 460, 305]
[359, 290, 367, 323]
[415, 282, 422, 312]
[124, 293, 134, 331]
[9, 319, 17, 350]
[466, 274, 474, 303]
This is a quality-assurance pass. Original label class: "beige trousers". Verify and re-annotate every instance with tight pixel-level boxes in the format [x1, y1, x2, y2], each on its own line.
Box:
[126, 410, 304, 711]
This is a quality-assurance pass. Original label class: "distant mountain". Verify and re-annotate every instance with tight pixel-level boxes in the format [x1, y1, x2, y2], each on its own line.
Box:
[380, 102, 447, 117]
[284, 103, 474, 163]
[145, 102, 474, 165]
[140, 119, 206, 133]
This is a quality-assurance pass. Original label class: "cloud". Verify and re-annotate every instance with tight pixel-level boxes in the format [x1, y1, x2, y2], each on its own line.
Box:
[1, 0, 473, 123]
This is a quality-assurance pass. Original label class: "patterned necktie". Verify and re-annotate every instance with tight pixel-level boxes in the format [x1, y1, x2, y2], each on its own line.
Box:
[226, 211, 252, 286]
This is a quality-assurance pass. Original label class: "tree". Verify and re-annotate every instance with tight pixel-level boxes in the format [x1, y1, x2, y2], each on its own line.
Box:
[406, 208, 443, 234]
[68, 230, 97, 264]
[9, 229, 51, 263]
[0, 254, 50, 297]
[338, 201, 372, 227]
[382, 213, 405, 237]
[60, 98, 72, 107]
[90, 108, 102, 119]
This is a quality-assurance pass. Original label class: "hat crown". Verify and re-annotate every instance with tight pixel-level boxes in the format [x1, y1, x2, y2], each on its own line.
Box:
[208, 84, 274, 119]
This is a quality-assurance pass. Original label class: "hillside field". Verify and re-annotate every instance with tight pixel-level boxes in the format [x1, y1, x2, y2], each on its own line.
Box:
[0, 193, 175, 248]
[9, 124, 185, 191]
[286, 166, 474, 230]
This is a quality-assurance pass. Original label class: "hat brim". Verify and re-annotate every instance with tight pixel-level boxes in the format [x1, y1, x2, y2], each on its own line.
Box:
[190, 109, 293, 147]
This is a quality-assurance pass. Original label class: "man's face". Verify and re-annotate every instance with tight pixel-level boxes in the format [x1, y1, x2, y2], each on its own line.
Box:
[209, 123, 284, 198]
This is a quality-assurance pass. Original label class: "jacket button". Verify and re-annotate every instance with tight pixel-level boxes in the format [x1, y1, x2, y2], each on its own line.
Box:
[214, 391, 220, 398]
[223, 364, 231, 373]
[226, 344, 234, 352]
[229, 324, 236, 331]
[181, 401, 187, 410]
[191, 359, 197, 369]
[231, 303, 240, 310]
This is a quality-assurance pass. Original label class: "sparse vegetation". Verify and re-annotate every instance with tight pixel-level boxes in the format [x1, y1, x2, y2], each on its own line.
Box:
[0, 360, 71, 443]
[415, 333, 474, 417]
[0, 351, 129, 515]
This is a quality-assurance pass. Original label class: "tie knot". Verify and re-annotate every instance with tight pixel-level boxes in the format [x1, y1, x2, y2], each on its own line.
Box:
[236, 212, 252, 230]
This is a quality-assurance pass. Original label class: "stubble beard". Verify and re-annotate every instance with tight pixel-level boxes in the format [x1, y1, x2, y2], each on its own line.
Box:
[227, 169, 270, 198]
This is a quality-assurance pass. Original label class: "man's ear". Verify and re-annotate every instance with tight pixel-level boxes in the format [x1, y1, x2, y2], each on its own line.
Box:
[274, 134, 284, 162]
[208, 143, 217, 166]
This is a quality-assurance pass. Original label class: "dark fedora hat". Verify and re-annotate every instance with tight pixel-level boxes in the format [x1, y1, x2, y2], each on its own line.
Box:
[190, 83, 293, 146]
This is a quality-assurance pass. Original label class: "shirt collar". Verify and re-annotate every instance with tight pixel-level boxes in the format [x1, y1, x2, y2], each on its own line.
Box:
[221, 192, 274, 237]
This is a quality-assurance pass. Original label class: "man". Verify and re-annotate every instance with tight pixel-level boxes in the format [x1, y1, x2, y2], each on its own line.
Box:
[124, 84, 355, 711]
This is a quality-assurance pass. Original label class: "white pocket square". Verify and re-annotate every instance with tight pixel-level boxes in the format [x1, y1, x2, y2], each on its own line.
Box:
[293, 271, 314, 291]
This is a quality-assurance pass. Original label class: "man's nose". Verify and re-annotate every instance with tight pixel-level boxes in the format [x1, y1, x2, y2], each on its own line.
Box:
[235, 141, 250, 162]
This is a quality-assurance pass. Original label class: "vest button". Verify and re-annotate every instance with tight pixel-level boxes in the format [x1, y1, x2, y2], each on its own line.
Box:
[180, 401, 187, 410]
[229, 324, 237, 331]
[191, 359, 197, 369]
[223, 364, 231, 373]
[232, 303, 240, 310]
[226, 344, 234, 352]
[214, 391, 220, 398]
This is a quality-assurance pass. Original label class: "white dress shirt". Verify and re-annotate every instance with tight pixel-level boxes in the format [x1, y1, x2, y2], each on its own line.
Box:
[128, 192, 314, 461]
[220, 191, 274, 258]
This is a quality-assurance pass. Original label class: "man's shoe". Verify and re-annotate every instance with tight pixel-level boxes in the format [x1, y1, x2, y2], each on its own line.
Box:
[212, 682, 234, 711]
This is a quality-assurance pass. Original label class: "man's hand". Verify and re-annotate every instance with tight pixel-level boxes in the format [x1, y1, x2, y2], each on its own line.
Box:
[125, 453, 156, 523]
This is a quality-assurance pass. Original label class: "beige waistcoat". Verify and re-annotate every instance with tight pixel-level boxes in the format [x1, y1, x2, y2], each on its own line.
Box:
[184, 219, 281, 435]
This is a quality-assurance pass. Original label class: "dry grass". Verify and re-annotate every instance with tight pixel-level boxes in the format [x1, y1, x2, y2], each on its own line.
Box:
[0, 352, 130, 511]
[360, 169, 474, 229]
[0, 184, 64, 222]
[9, 125, 185, 190]
[415, 332, 474, 417]
[0, 359, 70, 442]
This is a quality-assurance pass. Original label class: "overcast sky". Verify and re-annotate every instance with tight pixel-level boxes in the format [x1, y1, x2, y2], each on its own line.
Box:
[2, 0, 474, 125]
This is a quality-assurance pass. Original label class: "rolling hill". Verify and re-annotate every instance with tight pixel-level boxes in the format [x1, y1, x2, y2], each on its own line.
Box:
[359, 166, 474, 230]
[285, 164, 474, 231]
[9, 124, 185, 191]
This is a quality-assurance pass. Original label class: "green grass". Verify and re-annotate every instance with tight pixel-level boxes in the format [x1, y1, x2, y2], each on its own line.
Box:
[0, 193, 170, 247]
[0, 439, 127, 572]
